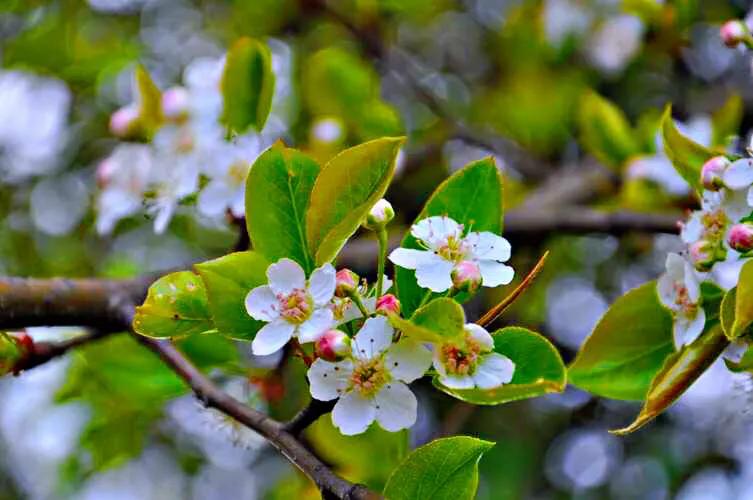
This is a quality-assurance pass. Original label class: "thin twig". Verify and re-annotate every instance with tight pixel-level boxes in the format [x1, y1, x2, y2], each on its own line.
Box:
[13, 329, 113, 373]
[284, 398, 337, 436]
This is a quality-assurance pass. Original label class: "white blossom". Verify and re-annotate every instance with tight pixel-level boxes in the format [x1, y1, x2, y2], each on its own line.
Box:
[657, 253, 706, 349]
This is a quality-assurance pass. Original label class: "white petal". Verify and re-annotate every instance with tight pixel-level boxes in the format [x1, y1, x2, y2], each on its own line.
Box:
[467, 232, 511, 262]
[472, 352, 515, 389]
[478, 261, 515, 287]
[415, 255, 454, 292]
[411, 216, 463, 249]
[665, 253, 685, 279]
[682, 260, 701, 303]
[723, 158, 753, 189]
[464, 324, 494, 352]
[352, 316, 393, 360]
[267, 258, 306, 295]
[382, 275, 393, 292]
[307, 359, 353, 401]
[230, 188, 246, 218]
[332, 391, 376, 436]
[309, 263, 336, 306]
[374, 382, 418, 432]
[680, 214, 703, 244]
[197, 181, 233, 217]
[297, 308, 335, 343]
[724, 341, 747, 363]
[748, 186, 753, 208]
[432, 350, 447, 377]
[656, 273, 677, 310]
[153, 202, 175, 234]
[388, 248, 434, 270]
[674, 309, 705, 349]
[244, 285, 280, 321]
[439, 374, 475, 389]
[251, 320, 295, 355]
[385, 340, 432, 383]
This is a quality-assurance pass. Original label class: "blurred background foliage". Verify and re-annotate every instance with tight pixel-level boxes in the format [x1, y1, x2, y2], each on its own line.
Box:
[3, 0, 753, 498]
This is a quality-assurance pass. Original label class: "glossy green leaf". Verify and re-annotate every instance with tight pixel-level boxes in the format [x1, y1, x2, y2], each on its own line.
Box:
[306, 137, 403, 265]
[383, 436, 494, 500]
[612, 325, 728, 435]
[389, 298, 466, 343]
[721, 287, 736, 339]
[245, 144, 320, 272]
[661, 106, 715, 193]
[568, 281, 674, 401]
[132, 271, 215, 339]
[711, 94, 743, 147]
[221, 37, 275, 133]
[578, 91, 639, 169]
[433, 327, 566, 405]
[395, 158, 504, 316]
[731, 260, 753, 338]
[195, 251, 269, 341]
[135, 64, 163, 131]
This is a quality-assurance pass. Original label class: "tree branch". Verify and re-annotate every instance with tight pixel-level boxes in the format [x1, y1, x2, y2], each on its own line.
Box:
[284, 398, 337, 436]
[13, 329, 113, 373]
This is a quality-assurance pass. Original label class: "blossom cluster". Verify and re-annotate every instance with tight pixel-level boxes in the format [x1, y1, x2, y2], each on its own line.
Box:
[243, 207, 516, 435]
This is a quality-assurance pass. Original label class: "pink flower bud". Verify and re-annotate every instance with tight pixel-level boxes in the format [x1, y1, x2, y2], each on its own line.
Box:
[335, 269, 359, 298]
[728, 223, 753, 253]
[96, 158, 115, 188]
[700, 156, 730, 191]
[109, 105, 140, 137]
[315, 329, 351, 361]
[375, 294, 401, 316]
[162, 86, 190, 120]
[720, 20, 749, 48]
[451, 260, 483, 293]
[363, 199, 395, 230]
[688, 240, 717, 272]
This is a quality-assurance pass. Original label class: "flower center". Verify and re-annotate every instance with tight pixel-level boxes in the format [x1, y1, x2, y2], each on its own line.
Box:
[440, 334, 482, 376]
[702, 209, 729, 242]
[278, 289, 313, 324]
[350, 358, 389, 396]
[437, 235, 468, 262]
[672, 282, 697, 316]
[227, 161, 248, 187]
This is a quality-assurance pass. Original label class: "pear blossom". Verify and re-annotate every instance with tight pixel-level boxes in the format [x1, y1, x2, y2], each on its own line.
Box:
[657, 253, 706, 349]
[307, 316, 432, 435]
[721, 158, 753, 207]
[363, 198, 394, 229]
[389, 216, 514, 293]
[332, 275, 393, 324]
[315, 329, 351, 361]
[728, 223, 753, 253]
[245, 258, 336, 355]
[433, 324, 515, 390]
[720, 20, 749, 47]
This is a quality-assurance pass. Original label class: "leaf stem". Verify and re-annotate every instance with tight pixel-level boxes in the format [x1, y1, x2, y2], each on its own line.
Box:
[376, 228, 388, 298]
[349, 293, 371, 318]
[418, 290, 433, 308]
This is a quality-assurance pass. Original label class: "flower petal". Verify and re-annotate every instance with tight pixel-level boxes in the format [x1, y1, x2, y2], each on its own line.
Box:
[374, 382, 418, 432]
[197, 181, 234, 217]
[332, 391, 376, 436]
[478, 261, 514, 287]
[307, 358, 353, 401]
[439, 374, 475, 389]
[432, 350, 447, 377]
[245, 285, 280, 321]
[309, 263, 336, 306]
[297, 308, 335, 343]
[415, 255, 454, 292]
[464, 324, 494, 352]
[267, 258, 306, 295]
[385, 340, 432, 383]
[352, 316, 394, 360]
[388, 248, 433, 270]
[472, 352, 515, 389]
[674, 309, 705, 349]
[467, 232, 511, 262]
[411, 216, 462, 249]
[251, 319, 295, 355]
[723, 158, 753, 190]
[680, 214, 703, 244]
[656, 273, 676, 310]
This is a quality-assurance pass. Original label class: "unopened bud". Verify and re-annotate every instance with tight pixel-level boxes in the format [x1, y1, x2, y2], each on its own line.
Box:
[451, 260, 483, 294]
[315, 329, 351, 361]
[688, 240, 717, 272]
[162, 86, 190, 121]
[109, 104, 140, 138]
[375, 294, 401, 316]
[363, 199, 395, 230]
[335, 269, 359, 298]
[700, 156, 730, 191]
[728, 223, 753, 253]
[720, 20, 749, 48]
[96, 158, 115, 188]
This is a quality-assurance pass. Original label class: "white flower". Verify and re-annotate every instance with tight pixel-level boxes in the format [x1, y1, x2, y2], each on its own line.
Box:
[307, 316, 432, 435]
[96, 144, 154, 234]
[333, 275, 393, 324]
[389, 216, 514, 292]
[657, 253, 706, 349]
[245, 258, 336, 355]
[433, 324, 515, 390]
[722, 158, 753, 209]
[586, 15, 644, 76]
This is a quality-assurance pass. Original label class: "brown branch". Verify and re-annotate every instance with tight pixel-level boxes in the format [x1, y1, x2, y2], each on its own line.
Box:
[503, 208, 679, 236]
[13, 329, 113, 373]
[284, 398, 337, 436]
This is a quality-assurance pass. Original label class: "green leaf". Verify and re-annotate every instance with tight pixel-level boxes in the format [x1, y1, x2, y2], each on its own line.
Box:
[612, 325, 729, 435]
[135, 64, 164, 131]
[395, 158, 504, 316]
[389, 298, 466, 343]
[724, 342, 753, 372]
[577, 91, 639, 169]
[245, 144, 320, 272]
[711, 94, 743, 147]
[721, 287, 736, 339]
[433, 327, 566, 405]
[194, 251, 269, 341]
[132, 271, 215, 339]
[568, 281, 674, 401]
[383, 436, 494, 500]
[661, 106, 715, 193]
[306, 137, 403, 265]
[221, 37, 275, 133]
[731, 260, 753, 338]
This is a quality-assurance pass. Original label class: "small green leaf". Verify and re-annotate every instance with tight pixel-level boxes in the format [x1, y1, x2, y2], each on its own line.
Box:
[383, 436, 494, 500]
[577, 91, 639, 169]
[194, 251, 269, 341]
[612, 325, 728, 435]
[711, 94, 743, 147]
[568, 281, 674, 401]
[0, 333, 23, 376]
[221, 37, 275, 133]
[245, 144, 320, 272]
[721, 287, 736, 339]
[395, 157, 503, 316]
[306, 137, 403, 265]
[434, 327, 565, 405]
[731, 260, 753, 338]
[135, 64, 164, 131]
[133, 272, 215, 338]
[661, 106, 715, 193]
[389, 298, 466, 343]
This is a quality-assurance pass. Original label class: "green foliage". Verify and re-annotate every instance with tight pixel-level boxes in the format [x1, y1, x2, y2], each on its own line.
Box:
[661, 106, 716, 193]
[712, 94, 743, 147]
[133, 271, 216, 338]
[578, 91, 639, 169]
[383, 436, 494, 500]
[730, 260, 753, 338]
[433, 327, 565, 405]
[306, 137, 403, 265]
[194, 251, 269, 340]
[0, 333, 23, 375]
[389, 298, 466, 343]
[221, 37, 275, 133]
[395, 158, 504, 316]
[568, 282, 674, 401]
[721, 287, 737, 339]
[245, 144, 320, 271]
[135, 65, 163, 133]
